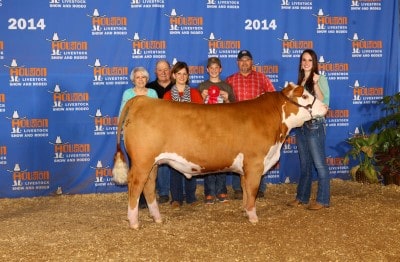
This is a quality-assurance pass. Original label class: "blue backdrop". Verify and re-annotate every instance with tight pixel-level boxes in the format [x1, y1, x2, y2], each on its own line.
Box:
[0, 0, 399, 198]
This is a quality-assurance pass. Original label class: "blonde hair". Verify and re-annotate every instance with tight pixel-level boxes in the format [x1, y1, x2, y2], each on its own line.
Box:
[130, 67, 149, 82]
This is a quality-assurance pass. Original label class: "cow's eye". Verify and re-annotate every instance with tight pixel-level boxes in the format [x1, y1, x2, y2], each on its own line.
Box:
[302, 94, 308, 99]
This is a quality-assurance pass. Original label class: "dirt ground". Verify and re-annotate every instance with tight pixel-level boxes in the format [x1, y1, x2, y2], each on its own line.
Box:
[1, 179, 400, 262]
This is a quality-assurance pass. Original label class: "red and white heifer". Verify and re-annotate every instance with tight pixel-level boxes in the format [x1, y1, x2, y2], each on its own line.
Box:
[112, 83, 328, 229]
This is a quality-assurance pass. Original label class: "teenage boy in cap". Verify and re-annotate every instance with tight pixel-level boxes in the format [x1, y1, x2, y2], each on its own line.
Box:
[226, 50, 276, 200]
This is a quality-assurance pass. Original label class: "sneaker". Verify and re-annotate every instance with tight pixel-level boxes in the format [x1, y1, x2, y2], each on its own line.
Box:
[190, 201, 201, 207]
[307, 201, 329, 210]
[216, 193, 228, 203]
[286, 199, 304, 207]
[234, 190, 243, 200]
[204, 195, 215, 204]
[171, 201, 181, 210]
[158, 195, 169, 204]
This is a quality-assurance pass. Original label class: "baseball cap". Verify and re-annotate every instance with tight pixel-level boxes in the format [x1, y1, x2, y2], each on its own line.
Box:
[237, 50, 253, 60]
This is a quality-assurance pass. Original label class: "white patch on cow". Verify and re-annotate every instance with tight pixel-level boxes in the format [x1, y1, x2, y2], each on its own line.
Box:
[127, 202, 139, 229]
[155, 152, 245, 177]
[263, 143, 282, 174]
[148, 200, 162, 224]
[112, 157, 128, 184]
[246, 207, 258, 224]
[282, 108, 310, 129]
[229, 153, 245, 175]
[155, 153, 202, 178]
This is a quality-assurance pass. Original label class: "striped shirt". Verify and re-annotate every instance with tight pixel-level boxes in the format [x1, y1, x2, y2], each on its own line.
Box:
[226, 70, 275, 101]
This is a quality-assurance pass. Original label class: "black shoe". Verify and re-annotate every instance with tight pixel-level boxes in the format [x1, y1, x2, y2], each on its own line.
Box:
[159, 195, 169, 204]
[257, 191, 265, 199]
[234, 190, 243, 200]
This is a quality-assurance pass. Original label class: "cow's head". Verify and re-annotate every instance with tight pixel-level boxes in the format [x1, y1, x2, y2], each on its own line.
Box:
[281, 83, 328, 128]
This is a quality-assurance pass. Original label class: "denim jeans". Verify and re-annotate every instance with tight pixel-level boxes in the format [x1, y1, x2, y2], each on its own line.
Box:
[231, 173, 266, 193]
[204, 173, 227, 196]
[156, 164, 170, 197]
[295, 118, 330, 206]
[170, 168, 197, 204]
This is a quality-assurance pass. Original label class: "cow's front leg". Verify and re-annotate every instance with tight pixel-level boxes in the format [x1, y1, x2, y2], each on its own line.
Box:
[143, 166, 162, 224]
[241, 171, 261, 224]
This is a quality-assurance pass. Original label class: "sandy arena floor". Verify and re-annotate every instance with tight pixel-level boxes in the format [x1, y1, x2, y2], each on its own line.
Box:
[1, 179, 399, 261]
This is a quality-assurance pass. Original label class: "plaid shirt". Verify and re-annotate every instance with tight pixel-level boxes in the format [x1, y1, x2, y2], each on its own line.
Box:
[226, 70, 275, 101]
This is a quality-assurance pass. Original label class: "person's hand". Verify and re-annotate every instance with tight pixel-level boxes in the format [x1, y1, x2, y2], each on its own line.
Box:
[220, 90, 229, 102]
[201, 89, 208, 99]
[313, 74, 320, 84]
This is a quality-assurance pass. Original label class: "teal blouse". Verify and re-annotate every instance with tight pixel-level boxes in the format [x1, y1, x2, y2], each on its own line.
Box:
[318, 74, 330, 106]
[119, 88, 158, 115]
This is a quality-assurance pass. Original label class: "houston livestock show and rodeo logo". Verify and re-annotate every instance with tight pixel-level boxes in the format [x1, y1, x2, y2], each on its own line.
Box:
[91, 160, 115, 187]
[166, 8, 204, 36]
[350, 80, 383, 105]
[205, 32, 240, 59]
[7, 110, 49, 139]
[49, 84, 90, 112]
[314, 9, 348, 35]
[88, 58, 129, 86]
[49, 0, 87, 9]
[88, 8, 128, 36]
[281, 0, 312, 10]
[5, 59, 48, 87]
[7, 163, 50, 192]
[128, 32, 167, 60]
[349, 33, 383, 58]
[50, 136, 91, 164]
[89, 108, 118, 136]
[48, 33, 88, 61]
[130, 0, 165, 8]
[350, 0, 382, 11]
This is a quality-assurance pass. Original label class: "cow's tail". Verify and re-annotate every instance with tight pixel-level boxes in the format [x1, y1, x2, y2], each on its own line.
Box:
[111, 102, 130, 185]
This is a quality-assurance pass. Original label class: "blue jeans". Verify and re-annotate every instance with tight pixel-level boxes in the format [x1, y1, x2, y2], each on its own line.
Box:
[295, 118, 330, 206]
[156, 164, 170, 197]
[204, 173, 227, 196]
[231, 173, 266, 193]
[170, 168, 197, 204]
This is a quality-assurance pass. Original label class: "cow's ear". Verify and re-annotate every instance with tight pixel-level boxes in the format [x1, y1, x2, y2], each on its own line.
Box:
[293, 85, 304, 97]
[282, 82, 299, 98]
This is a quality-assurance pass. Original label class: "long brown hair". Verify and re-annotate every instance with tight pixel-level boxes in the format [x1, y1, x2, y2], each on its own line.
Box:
[297, 49, 319, 95]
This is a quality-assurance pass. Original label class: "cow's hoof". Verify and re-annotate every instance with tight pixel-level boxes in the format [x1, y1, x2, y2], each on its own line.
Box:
[248, 217, 259, 224]
[154, 218, 162, 224]
[245, 208, 258, 224]
[129, 223, 140, 230]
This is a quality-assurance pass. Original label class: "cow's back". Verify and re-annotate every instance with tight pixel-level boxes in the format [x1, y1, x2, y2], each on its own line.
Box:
[121, 93, 286, 173]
